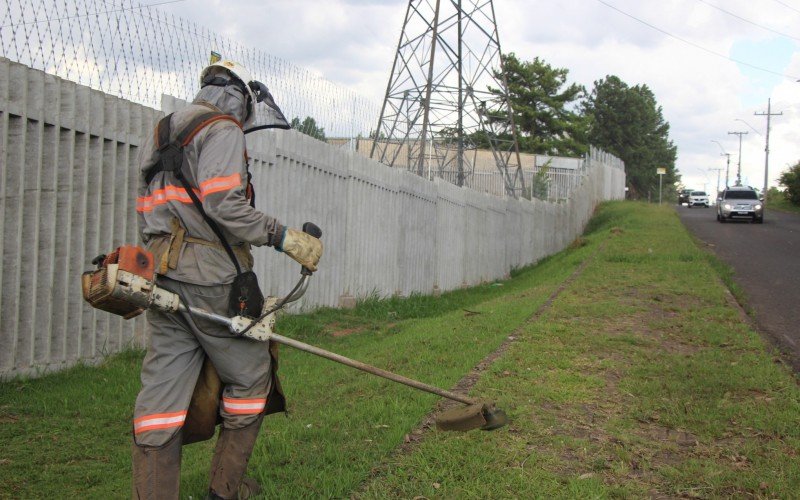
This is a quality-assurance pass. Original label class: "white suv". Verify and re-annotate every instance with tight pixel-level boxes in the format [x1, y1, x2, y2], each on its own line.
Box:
[688, 190, 709, 208]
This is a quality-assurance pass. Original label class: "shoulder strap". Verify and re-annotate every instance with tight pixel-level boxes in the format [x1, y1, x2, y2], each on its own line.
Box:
[144, 114, 178, 185]
[176, 112, 239, 147]
[145, 110, 240, 184]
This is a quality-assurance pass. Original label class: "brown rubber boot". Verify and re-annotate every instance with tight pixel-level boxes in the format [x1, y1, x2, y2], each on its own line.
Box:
[131, 432, 182, 499]
[207, 416, 264, 499]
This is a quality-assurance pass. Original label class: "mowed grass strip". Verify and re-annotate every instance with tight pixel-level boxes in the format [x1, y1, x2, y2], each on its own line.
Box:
[357, 201, 800, 499]
[0, 229, 590, 498]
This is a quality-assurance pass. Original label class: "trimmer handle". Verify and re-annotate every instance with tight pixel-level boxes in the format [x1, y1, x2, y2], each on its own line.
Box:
[302, 222, 322, 239]
[301, 222, 322, 276]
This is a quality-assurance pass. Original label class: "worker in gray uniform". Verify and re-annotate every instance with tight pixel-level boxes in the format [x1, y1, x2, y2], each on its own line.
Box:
[132, 59, 322, 499]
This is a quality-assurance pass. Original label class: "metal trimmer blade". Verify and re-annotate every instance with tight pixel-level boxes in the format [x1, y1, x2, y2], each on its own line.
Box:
[435, 402, 509, 432]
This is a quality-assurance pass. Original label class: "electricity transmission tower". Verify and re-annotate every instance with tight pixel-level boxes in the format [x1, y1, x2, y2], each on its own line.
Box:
[369, 0, 525, 197]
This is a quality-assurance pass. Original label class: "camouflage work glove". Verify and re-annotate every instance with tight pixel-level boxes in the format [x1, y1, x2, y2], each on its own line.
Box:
[279, 228, 323, 272]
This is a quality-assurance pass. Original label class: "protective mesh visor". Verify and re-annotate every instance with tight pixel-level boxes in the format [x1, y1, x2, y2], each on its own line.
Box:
[246, 82, 290, 134]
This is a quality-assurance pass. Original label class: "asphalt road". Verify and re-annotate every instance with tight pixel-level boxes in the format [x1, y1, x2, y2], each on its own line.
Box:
[676, 204, 800, 372]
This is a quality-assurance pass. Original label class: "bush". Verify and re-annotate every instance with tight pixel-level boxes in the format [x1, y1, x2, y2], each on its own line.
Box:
[778, 162, 800, 205]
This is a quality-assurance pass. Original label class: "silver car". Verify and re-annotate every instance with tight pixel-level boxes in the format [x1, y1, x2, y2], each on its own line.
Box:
[717, 186, 763, 223]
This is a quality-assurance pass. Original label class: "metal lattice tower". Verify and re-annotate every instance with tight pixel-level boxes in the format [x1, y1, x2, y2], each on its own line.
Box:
[369, 0, 525, 197]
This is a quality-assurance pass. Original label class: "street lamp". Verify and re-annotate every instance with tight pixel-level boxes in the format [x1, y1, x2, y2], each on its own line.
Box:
[711, 140, 731, 188]
[727, 131, 748, 186]
[708, 167, 722, 200]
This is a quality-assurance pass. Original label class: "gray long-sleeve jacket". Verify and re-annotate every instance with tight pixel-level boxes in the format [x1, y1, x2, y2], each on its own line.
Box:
[136, 86, 284, 286]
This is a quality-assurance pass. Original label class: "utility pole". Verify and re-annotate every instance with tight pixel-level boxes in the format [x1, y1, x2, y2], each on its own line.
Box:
[727, 131, 748, 186]
[754, 98, 782, 208]
[711, 140, 731, 188]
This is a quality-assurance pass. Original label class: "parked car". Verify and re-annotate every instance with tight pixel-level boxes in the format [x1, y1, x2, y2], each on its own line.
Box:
[717, 186, 763, 223]
[688, 190, 709, 208]
[678, 188, 693, 205]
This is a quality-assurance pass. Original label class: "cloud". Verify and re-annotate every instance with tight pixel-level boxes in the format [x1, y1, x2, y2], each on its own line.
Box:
[159, 0, 800, 188]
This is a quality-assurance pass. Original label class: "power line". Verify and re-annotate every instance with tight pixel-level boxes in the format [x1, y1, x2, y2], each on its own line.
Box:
[770, 0, 800, 15]
[697, 0, 800, 42]
[0, 0, 187, 29]
[594, 0, 800, 81]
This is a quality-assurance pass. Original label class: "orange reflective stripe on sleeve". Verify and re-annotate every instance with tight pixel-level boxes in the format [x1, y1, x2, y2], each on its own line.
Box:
[199, 173, 241, 197]
[222, 397, 267, 415]
[133, 410, 187, 435]
[136, 173, 242, 213]
[136, 185, 198, 213]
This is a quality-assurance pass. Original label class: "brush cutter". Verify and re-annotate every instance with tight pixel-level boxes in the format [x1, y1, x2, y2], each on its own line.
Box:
[82, 224, 508, 432]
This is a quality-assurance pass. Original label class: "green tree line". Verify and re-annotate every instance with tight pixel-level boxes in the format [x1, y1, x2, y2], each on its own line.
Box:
[488, 53, 679, 200]
[779, 162, 800, 206]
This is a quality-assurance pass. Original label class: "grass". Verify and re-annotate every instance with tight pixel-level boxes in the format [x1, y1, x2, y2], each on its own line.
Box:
[2, 201, 799, 498]
[766, 194, 800, 214]
[358, 203, 800, 498]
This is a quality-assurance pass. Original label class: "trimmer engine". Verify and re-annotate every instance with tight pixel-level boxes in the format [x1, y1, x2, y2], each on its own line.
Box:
[81, 245, 180, 319]
[82, 245, 275, 341]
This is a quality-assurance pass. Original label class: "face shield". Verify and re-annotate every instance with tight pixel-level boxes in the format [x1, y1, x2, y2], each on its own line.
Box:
[244, 80, 290, 134]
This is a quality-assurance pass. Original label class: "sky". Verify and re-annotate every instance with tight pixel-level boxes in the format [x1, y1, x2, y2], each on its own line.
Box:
[154, 0, 800, 194]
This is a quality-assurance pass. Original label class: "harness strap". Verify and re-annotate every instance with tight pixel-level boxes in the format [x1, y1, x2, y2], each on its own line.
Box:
[173, 170, 243, 275]
[166, 218, 186, 272]
[146, 110, 241, 185]
[143, 106, 245, 275]
[151, 218, 252, 275]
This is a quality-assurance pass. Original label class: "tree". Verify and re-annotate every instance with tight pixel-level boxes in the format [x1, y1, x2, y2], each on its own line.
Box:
[368, 129, 386, 140]
[583, 75, 678, 200]
[528, 159, 552, 200]
[778, 161, 800, 205]
[488, 54, 588, 156]
[291, 116, 326, 142]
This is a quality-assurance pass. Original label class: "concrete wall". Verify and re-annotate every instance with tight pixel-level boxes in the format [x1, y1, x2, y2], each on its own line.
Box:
[0, 58, 161, 378]
[0, 59, 625, 379]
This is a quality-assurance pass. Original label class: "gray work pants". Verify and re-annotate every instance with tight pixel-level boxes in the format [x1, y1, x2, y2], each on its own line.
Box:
[132, 276, 272, 447]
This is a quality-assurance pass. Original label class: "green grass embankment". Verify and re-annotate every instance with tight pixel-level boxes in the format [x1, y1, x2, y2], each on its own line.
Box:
[360, 202, 800, 498]
[766, 195, 800, 214]
[1, 201, 798, 498]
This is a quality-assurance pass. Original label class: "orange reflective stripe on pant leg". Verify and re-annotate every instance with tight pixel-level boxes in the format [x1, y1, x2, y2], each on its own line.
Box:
[222, 397, 267, 415]
[133, 410, 188, 435]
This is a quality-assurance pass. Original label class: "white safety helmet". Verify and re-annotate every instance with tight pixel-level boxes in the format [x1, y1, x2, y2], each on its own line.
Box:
[200, 60, 260, 122]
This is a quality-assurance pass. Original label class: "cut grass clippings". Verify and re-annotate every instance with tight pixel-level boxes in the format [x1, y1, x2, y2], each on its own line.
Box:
[1, 201, 798, 498]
